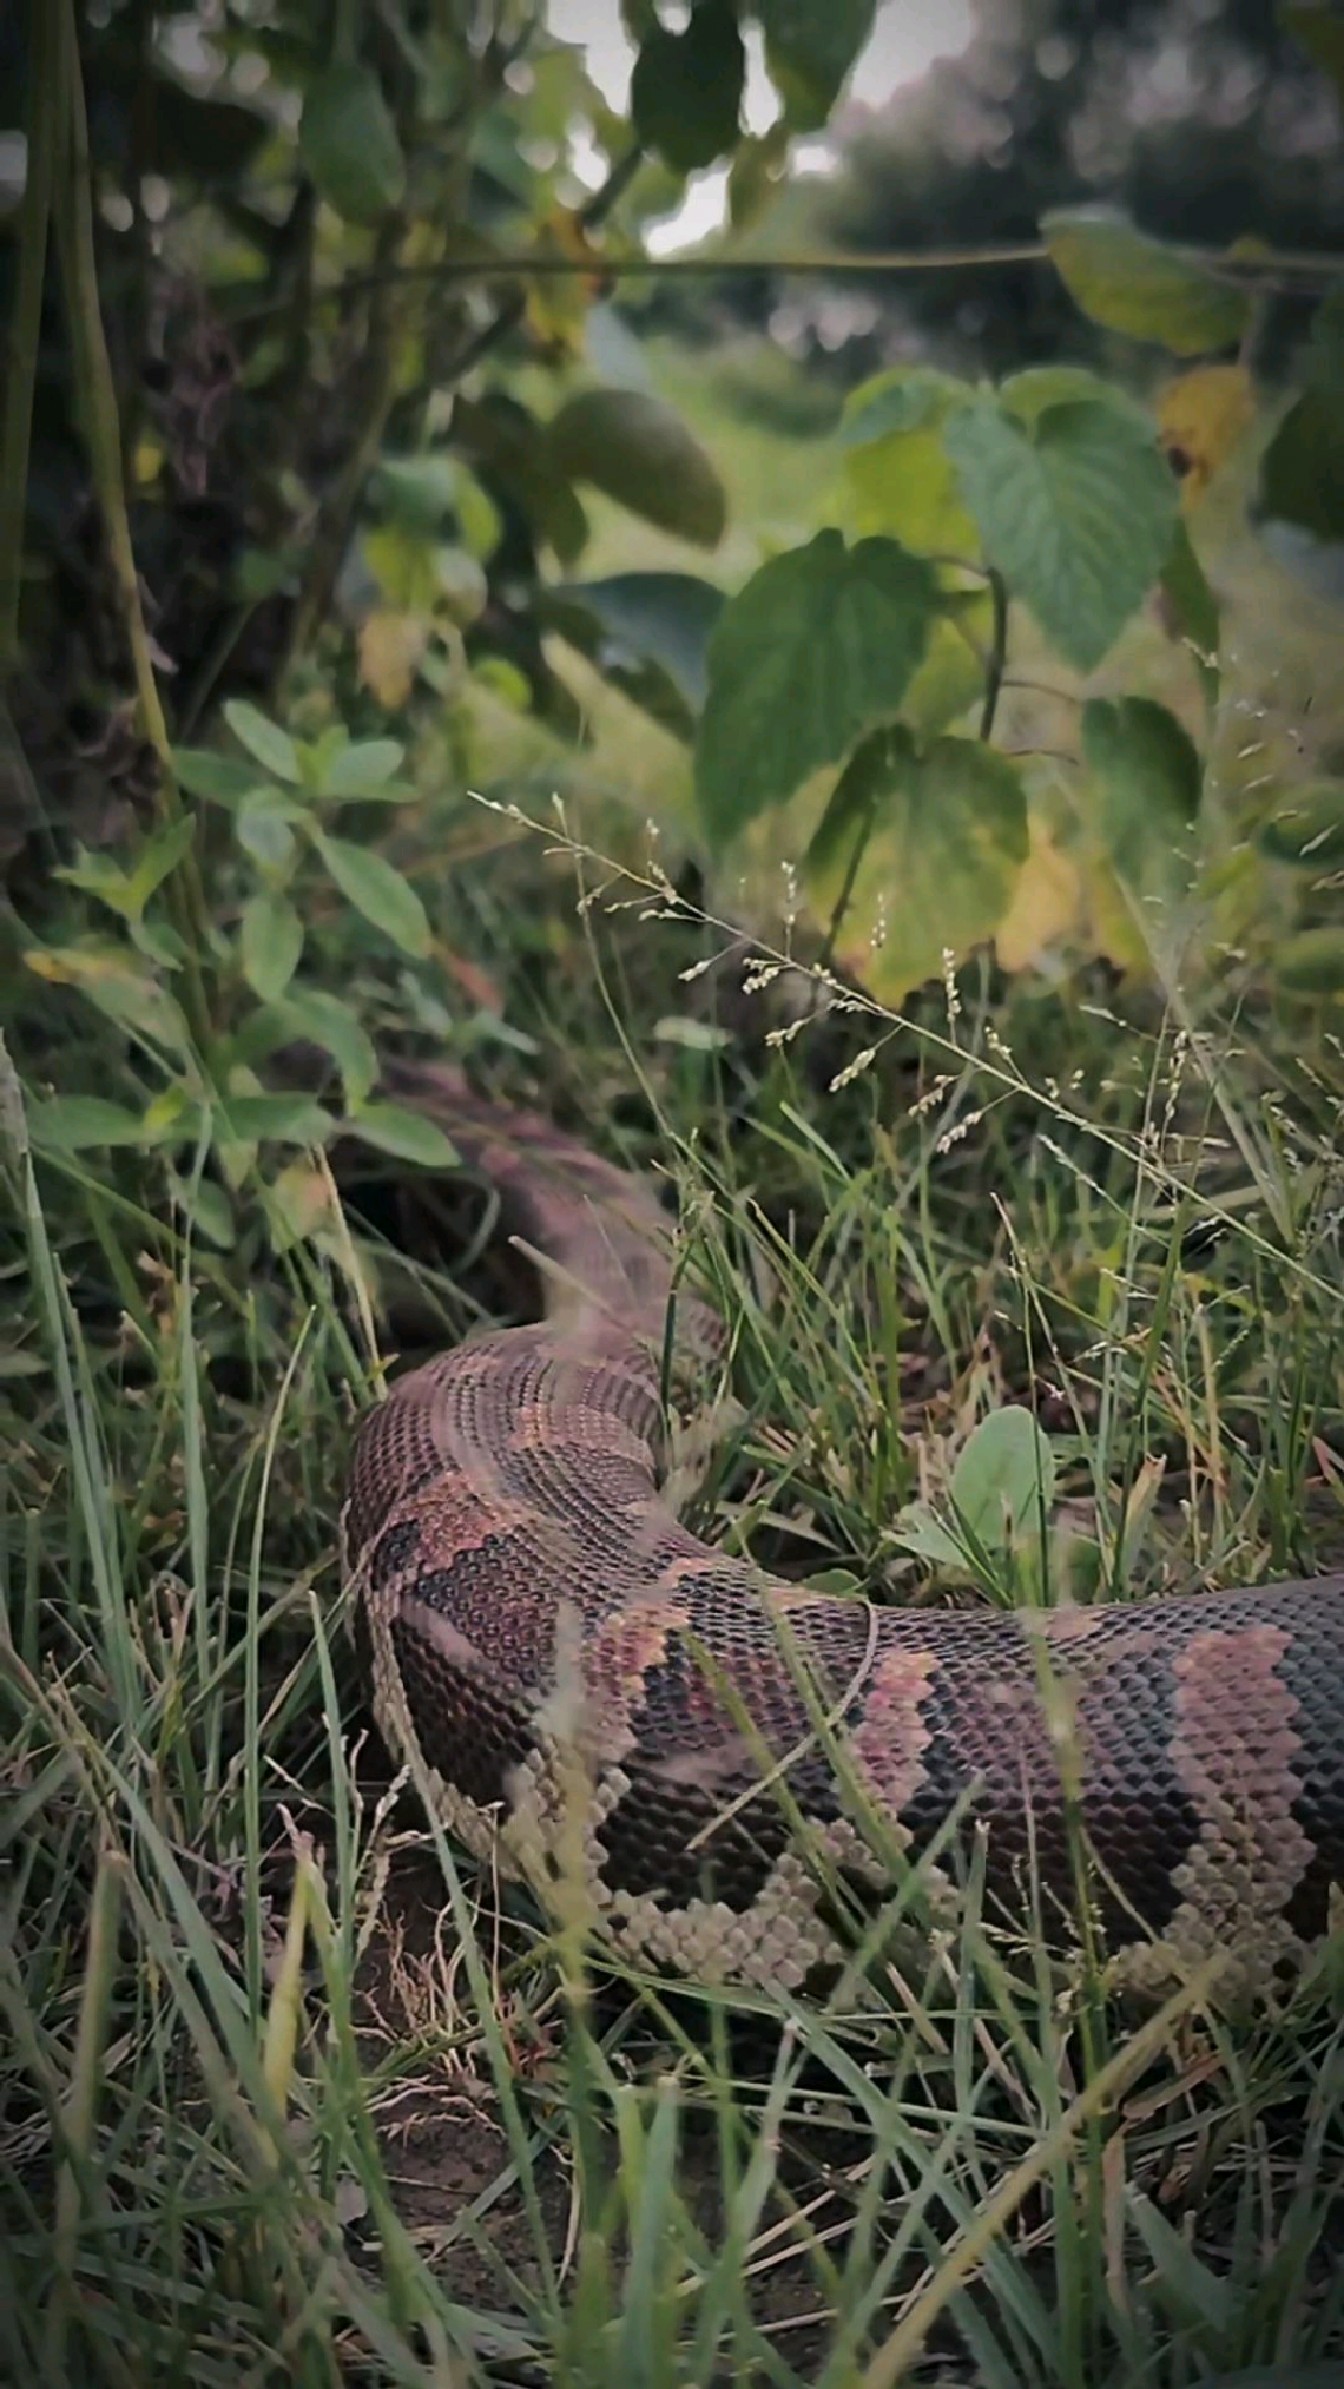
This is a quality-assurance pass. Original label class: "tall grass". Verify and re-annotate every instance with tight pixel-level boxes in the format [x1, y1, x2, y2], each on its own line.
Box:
[4, 821, 1344, 2386]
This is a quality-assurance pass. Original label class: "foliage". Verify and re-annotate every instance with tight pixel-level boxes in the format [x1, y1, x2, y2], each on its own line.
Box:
[4, 6, 1344, 2373]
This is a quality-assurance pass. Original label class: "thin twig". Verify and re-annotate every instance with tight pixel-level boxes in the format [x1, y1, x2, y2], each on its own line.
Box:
[224, 233, 1344, 324]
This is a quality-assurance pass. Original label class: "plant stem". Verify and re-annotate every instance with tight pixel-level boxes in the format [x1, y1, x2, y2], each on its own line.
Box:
[51, 0, 212, 1049]
[978, 567, 1009, 743]
[0, 0, 59, 674]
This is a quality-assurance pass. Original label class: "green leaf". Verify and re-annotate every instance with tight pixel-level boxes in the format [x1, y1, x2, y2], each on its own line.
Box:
[548, 389, 727, 549]
[453, 394, 588, 566]
[300, 60, 406, 226]
[538, 571, 726, 740]
[944, 398, 1178, 672]
[1159, 520, 1221, 709]
[630, 0, 745, 172]
[222, 699, 301, 784]
[25, 942, 191, 1053]
[949, 1407, 1057, 1549]
[312, 831, 431, 958]
[27, 1096, 152, 1152]
[125, 818, 197, 915]
[755, 0, 876, 129]
[235, 793, 300, 870]
[1257, 781, 1344, 868]
[839, 364, 972, 447]
[173, 1174, 236, 1249]
[839, 367, 980, 556]
[1276, 926, 1344, 994]
[1257, 390, 1344, 542]
[343, 1101, 460, 1168]
[1041, 206, 1251, 356]
[694, 530, 938, 844]
[274, 989, 379, 1108]
[1082, 697, 1202, 889]
[212, 1091, 334, 1148]
[320, 738, 406, 796]
[804, 729, 1028, 1000]
[372, 453, 460, 529]
[240, 892, 304, 1002]
[173, 748, 270, 804]
[999, 364, 1154, 434]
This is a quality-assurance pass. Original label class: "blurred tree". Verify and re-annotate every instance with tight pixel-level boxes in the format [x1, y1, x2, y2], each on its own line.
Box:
[734, 0, 1344, 378]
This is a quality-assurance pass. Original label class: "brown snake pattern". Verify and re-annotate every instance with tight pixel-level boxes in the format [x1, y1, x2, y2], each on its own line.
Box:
[341, 1062, 1344, 2002]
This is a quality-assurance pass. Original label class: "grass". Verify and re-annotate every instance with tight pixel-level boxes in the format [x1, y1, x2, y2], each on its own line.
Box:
[5, 352, 1344, 2385]
[5, 807, 1344, 2385]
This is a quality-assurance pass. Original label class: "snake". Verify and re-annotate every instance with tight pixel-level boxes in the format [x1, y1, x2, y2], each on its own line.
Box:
[340, 1059, 1344, 2005]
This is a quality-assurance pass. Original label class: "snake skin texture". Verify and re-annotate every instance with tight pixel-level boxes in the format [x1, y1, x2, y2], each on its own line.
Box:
[341, 1061, 1344, 2002]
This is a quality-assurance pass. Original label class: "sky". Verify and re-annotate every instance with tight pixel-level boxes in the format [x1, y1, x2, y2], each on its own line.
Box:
[546, 0, 974, 251]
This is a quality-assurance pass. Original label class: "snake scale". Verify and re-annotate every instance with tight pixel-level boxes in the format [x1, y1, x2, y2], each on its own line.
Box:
[341, 1060, 1344, 2003]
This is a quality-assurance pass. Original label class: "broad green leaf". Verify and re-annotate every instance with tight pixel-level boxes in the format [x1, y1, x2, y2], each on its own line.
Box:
[805, 730, 1027, 1000]
[944, 398, 1178, 672]
[453, 393, 589, 566]
[886, 1501, 967, 1572]
[300, 60, 405, 226]
[950, 1407, 1057, 1548]
[1257, 389, 1344, 542]
[902, 596, 995, 737]
[1041, 206, 1251, 355]
[434, 545, 489, 626]
[840, 367, 980, 556]
[59, 820, 197, 923]
[24, 942, 190, 1053]
[630, 0, 744, 172]
[695, 530, 938, 843]
[839, 364, 971, 446]
[173, 747, 269, 803]
[235, 792, 300, 870]
[755, 0, 876, 129]
[372, 453, 459, 529]
[312, 830, 431, 958]
[54, 850, 137, 914]
[539, 571, 726, 739]
[274, 988, 379, 1108]
[27, 1096, 151, 1152]
[212, 1091, 334, 1147]
[1276, 926, 1344, 993]
[1159, 520, 1221, 709]
[999, 364, 1153, 433]
[1082, 697, 1202, 890]
[173, 1174, 236, 1248]
[240, 891, 304, 1002]
[344, 1101, 459, 1168]
[548, 389, 727, 549]
[363, 522, 441, 613]
[1257, 781, 1344, 867]
[320, 738, 406, 796]
[222, 699, 301, 784]
[125, 818, 197, 914]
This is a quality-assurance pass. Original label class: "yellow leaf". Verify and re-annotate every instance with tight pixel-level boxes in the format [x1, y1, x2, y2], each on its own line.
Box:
[525, 207, 605, 359]
[1157, 364, 1255, 507]
[995, 818, 1082, 973]
[269, 1159, 336, 1250]
[358, 610, 428, 707]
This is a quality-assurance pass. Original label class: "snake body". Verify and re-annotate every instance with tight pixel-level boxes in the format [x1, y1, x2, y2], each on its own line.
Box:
[342, 1063, 1344, 2001]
